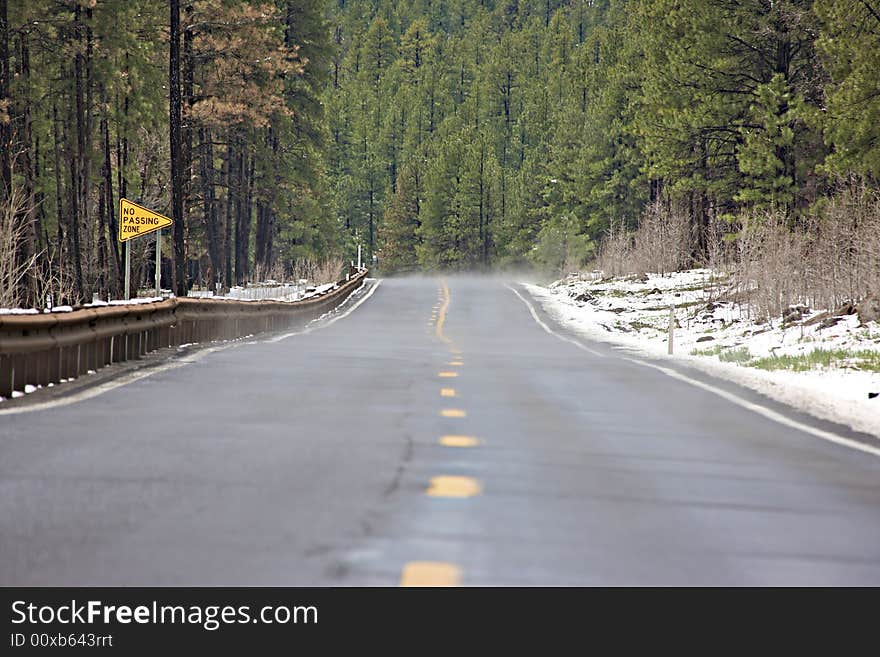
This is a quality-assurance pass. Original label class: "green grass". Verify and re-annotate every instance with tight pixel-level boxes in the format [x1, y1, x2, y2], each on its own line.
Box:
[691, 345, 724, 357]
[690, 345, 753, 362]
[750, 349, 880, 372]
[693, 345, 880, 371]
[719, 347, 753, 363]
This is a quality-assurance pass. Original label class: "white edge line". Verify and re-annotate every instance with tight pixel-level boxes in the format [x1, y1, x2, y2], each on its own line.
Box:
[266, 278, 381, 342]
[0, 280, 382, 416]
[625, 356, 880, 457]
[506, 284, 604, 357]
[0, 344, 229, 416]
[509, 283, 880, 458]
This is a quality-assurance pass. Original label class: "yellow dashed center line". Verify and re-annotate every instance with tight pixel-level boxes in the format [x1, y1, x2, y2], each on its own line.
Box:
[400, 561, 462, 587]
[426, 475, 482, 498]
[440, 435, 480, 448]
[436, 280, 451, 344]
[405, 282, 477, 586]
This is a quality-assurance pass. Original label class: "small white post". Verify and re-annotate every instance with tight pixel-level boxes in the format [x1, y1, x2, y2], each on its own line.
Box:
[124, 240, 131, 300]
[668, 305, 674, 355]
[357, 243, 362, 270]
[155, 229, 162, 297]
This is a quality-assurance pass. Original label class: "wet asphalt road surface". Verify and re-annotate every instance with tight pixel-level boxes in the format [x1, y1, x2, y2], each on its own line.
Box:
[2, 276, 880, 585]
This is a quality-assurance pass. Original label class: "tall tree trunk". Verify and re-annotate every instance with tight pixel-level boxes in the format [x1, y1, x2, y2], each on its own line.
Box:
[0, 0, 10, 202]
[254, 129, 271, 274]
[169, 0, 186, 296]
[116, 53, 129, 205]
[101, 88, 121, 296]
[234, 144, 244, 284]
[52, 102, 65, 279]
[235, 148, 253, 284]
[18, 29, 38, 304]
[80, 5, 94, 297]
[183, 2, 193, 240]
[96, 165, 107, 296]
[224, 140, 234, 289]
[255, 201, 267, 274]
[368, 181, 374, 256]
[199, 128, 220, 290]
[71, 11, 86, 299]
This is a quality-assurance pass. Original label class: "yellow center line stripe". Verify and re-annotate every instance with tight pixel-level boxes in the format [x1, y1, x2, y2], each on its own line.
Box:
[400, 562, 462, 587]
[440, 409, 466, 418]
[436, 280, 451, 344]
[440, 435, 480, 448]
[426, 475, 482, 498]
[438, 371, 458, 378]
[440, 388, 456, 397]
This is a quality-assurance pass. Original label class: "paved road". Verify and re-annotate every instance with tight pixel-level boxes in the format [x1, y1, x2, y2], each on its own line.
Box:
[2, 276, 880, 585]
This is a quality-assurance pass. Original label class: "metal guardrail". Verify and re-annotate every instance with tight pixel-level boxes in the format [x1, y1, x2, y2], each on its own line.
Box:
[0, 268, 369, 400]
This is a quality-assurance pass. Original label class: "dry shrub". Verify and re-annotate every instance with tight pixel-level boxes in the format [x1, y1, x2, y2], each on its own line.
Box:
[728, 209, 806, 320]
[248, 257, 346, 287]
[807, 182, 880, 309]
[592, 218, 632, 278]
[251, 261, 288, 285]
[630, 200, 692, 275]
[289, 257, 346, 285]
[0, 186, 37, 308]
[33, 244, 78, 309]
[589, 181, 880, 321]
[592, 201, 692, 277]
[726, 183, 880, 319]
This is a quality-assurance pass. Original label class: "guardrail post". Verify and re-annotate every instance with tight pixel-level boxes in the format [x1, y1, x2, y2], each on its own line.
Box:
[0, 355, 12, 398]
[35, 350, 49, 387]
[48, 347, 60, 385]
[82, 341, 90, 373]
[12, 353, 26, 393]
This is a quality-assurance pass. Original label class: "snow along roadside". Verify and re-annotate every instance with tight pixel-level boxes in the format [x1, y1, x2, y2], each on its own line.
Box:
[524, 281, 880, 439]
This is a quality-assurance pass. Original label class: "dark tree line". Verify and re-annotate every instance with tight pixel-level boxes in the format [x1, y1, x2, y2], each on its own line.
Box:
[0, 0, 339, 307]
[325, 0, 880, 273]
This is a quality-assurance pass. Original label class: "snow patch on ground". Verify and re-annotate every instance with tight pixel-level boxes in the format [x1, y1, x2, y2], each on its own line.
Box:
[0, 308, 39, 315]
[527, 269, 880, 437]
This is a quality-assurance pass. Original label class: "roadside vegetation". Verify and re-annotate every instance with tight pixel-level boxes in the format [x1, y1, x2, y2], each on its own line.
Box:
[691, 345, 880, 373]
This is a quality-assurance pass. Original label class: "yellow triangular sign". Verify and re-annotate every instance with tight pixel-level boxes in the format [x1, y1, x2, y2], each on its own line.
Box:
[118, 198, 173, 242]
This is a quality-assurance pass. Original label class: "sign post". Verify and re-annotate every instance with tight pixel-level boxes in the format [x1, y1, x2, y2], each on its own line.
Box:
[124, 241, 131, 300]
[118, 198, 173, 300]
[155, 230, 162, 296]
